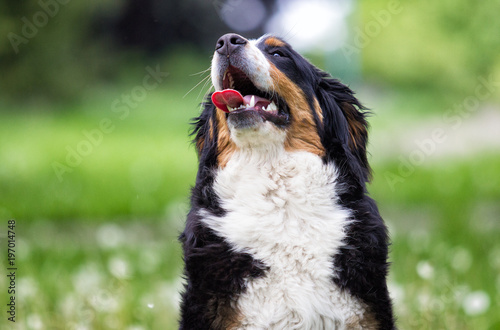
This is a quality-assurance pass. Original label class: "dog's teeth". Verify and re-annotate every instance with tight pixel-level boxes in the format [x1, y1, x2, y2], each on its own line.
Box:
[262, 105, 267, 111]
[249, 95, 256, 107]
[229, 74, 234, 89]
[269, 102, 277, 111]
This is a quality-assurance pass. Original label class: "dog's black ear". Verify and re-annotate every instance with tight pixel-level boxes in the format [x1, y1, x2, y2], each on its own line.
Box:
[340, 99, 370, 173]
[189, 96, 227, 214]
[315, 75, 371, 180]
[191, 95, 218, 158]
[191, 94, 237, 169]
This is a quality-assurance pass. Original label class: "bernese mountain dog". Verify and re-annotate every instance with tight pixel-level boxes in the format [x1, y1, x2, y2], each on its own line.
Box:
[179, 33, 395, 329]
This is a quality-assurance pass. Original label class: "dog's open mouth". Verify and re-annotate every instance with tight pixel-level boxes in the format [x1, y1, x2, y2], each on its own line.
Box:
[212, 66, 289, 127]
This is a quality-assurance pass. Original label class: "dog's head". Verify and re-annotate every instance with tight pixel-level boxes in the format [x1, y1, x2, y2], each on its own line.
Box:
[193, 33, 370, 182]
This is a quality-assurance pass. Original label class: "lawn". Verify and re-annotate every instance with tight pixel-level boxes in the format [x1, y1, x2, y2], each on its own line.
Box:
[1, 70, 499, 329]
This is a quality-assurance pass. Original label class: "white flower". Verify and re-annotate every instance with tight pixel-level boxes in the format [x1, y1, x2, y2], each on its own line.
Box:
[96, 223, 125, 249]
[462, 291, 490, 316]
[90, 289, 119, 313]
[18, 277, 38, 300]
[416, 260, 434, 280]
[27, 313, 43, 330]
[73, 264, 103, 295]
[388, 281, 404, 304]
[108, 256, 132, 279]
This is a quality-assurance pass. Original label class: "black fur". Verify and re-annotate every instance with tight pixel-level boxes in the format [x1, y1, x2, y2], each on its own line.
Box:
[180, 35, 395, 329]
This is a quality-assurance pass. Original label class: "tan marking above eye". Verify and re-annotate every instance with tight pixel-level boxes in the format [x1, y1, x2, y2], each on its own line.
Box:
[264, 37, 286, 48]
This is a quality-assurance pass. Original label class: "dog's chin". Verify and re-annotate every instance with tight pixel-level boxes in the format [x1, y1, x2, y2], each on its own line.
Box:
[227, 107, 289, 129]
[227, 110, 264, 130]
[228, 112, 286, 149]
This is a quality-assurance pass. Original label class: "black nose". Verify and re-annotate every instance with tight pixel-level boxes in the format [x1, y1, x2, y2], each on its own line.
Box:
[215, 33, 247, 56]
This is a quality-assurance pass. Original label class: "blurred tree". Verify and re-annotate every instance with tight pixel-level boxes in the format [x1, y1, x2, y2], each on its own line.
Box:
[0, 0, 277, 105]
[362, 0, 500, 97]
[0, 1, 121, 104]
[1, 0, 498, 105]
[109, 0, 227, 53]
[435, 0, 500, 80]
[104, 0, 276, 54]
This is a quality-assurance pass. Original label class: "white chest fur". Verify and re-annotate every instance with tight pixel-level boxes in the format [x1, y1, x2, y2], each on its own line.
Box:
[202, 148, 368, 329]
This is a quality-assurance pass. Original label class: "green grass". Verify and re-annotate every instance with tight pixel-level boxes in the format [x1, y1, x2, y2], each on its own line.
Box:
[1, 155, 498, 329]
[0, 219, 184, 329]
[0, 85, 201, 221]
[371, 156, 500, 329]
[1, 72, 499, 328]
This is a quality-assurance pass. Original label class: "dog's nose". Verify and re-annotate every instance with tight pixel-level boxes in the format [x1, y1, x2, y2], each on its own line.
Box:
[215, 33, 247, 56]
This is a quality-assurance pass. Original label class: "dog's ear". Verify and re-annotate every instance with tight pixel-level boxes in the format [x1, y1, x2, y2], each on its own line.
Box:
[340, 100, 369, 172]
[191, 97, 218, 159]
[191, 95, 237, 168]
[315, 76, 371, 180]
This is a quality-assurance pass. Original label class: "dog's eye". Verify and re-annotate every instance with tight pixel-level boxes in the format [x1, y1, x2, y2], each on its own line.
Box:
[270, 50, 285, 58]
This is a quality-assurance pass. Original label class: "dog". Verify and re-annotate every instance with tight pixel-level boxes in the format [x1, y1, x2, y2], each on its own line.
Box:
[179, 33, 395, 329]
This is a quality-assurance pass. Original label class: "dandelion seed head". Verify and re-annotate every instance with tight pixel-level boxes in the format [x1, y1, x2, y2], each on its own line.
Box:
[18, 277, 38, 300]
[27, 314, 43, 330]
[108, 256, 131, 279]
[73, 264, 102, 296]
[96, 223, 125, 249]
[462, 291, 490, 316]
[416, 260, 434, 280]
[90, 290, 119, 313]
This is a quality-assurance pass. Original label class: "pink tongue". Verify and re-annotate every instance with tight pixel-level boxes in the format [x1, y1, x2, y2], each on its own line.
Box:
[212, 89, 270, 113]
[212, 89, 244, 113]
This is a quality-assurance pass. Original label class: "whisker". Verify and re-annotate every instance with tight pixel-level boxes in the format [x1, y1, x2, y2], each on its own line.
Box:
[184, 74, 211, 99]
[189, 67, 212, 77]
[197, 75, 214, 100]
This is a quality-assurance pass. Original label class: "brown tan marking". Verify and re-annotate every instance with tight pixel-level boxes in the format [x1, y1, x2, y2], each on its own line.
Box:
[269, 64, 325, 157]
[215, 108, 238, 168]
[346, 308, 379, 330]
[196, 137, 204, 154]
[341, 102, 367, 152]
[195, 118, 215, 154]
[207, 297, 242, 329]
[208, 117, 215, 141]
[264, 36, 286, 48]
[312, 97, 324, 125]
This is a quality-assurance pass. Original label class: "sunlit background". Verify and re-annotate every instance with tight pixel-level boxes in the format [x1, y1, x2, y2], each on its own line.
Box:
[1, 0, 499, 328]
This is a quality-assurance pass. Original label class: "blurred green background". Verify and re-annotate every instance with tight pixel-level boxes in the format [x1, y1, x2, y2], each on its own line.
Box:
[1, 0, 499, 329]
